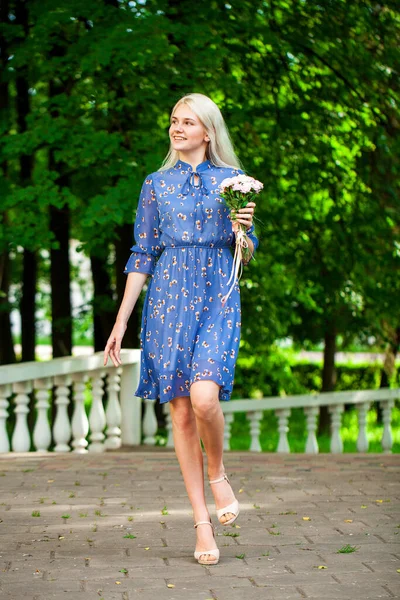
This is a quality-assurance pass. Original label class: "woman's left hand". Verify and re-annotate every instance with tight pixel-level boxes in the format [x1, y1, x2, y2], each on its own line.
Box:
[233, 201, 256, 230]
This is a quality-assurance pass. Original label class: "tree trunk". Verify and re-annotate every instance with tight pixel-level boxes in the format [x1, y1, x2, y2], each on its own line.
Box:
[49, 202, 72, 357]
[115, 223, 140, 349]
[90, 252, 116, 351]
[318, 322, 337, 436]
[21, 250, 37, 361]
[0, 0, 16, 365]
[0, 248, 16, 365]
[15, 0, 36, 362]
[377, 326, 400, 423]
[47, 38, 75, 358]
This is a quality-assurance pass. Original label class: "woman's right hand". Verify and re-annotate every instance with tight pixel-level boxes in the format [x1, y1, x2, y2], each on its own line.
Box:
[103, 321, 127, 367]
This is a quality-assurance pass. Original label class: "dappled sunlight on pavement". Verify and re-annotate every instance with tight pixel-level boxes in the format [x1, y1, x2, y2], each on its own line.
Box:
[0, 451, 399, 599]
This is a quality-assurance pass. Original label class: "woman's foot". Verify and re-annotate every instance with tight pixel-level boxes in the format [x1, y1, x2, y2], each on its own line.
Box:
[208, 472, 239, 524]
[194, 518, 219, 564]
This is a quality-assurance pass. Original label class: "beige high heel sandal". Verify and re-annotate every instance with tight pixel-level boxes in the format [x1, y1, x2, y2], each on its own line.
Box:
[209, 473, 240, 526]
[193, 520, 220, 565]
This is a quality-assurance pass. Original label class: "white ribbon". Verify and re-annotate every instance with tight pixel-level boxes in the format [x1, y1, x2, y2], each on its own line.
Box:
[221, 226, 250, 307]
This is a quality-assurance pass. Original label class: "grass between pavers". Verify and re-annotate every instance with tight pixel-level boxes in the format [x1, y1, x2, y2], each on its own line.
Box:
[336, 544, 359, 553]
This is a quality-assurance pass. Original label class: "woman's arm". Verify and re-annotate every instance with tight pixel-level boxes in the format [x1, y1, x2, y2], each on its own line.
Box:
[233, 201, 258, 265]
[243, 234, 254, 266]
[105, 174, 162, 367]
[116, 272, 149, 326]
[103, 272, 149, 367]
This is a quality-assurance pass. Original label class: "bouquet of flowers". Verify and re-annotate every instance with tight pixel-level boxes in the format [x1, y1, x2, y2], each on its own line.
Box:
[219, 174, 263, 306]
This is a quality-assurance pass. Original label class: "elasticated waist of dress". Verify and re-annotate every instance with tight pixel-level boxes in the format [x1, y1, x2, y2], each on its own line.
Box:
[162, 245, 231, 249]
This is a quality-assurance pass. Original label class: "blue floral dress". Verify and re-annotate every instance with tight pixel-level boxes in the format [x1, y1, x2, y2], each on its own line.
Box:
[124, 159, 259, 404]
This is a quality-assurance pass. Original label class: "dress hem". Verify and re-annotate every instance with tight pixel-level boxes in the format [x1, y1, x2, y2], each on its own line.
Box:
[135, 377, 233, 404]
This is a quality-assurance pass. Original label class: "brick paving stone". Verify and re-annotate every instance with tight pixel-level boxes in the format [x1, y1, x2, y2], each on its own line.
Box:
[0, 452, 399, 600]
[211, 587, 303, 599]
[297, 582, 395, 598]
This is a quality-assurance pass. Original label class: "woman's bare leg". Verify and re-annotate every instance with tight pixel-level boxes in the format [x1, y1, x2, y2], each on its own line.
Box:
[189, 380, 236, 523]
[168, 396, 218, 562]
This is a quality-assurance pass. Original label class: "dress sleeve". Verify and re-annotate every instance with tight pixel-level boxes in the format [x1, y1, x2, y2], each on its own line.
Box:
[124, 175, 162, 276]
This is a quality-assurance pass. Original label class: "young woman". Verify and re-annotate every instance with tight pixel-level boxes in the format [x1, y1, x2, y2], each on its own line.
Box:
[104, 93, 259, 565]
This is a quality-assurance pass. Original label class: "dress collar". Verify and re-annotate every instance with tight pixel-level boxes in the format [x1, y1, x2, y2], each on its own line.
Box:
[174, 159, 212, 173]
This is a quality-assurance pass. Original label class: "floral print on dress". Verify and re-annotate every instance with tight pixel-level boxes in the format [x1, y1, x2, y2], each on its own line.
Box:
[124, 159, 259, 404]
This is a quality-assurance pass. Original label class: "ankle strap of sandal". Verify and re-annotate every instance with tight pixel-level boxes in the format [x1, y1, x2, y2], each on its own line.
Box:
[209, 474, 229, 485]
[194, 520, 214, 529]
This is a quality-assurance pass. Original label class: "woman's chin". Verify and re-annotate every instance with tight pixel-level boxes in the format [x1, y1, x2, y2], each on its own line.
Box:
[171, 141, 187, 150]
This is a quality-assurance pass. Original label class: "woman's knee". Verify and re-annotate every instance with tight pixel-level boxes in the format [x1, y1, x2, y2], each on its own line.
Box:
[190, 380, 221, 421]
[169, 396, 196, 431]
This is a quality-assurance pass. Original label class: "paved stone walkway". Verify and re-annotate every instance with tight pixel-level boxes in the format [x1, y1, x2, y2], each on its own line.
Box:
[0, 451, 399, 600]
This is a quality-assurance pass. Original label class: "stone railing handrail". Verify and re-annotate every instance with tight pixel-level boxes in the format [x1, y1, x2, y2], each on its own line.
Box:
[0, 349, 140, 384]
[219, 388, 400, 412]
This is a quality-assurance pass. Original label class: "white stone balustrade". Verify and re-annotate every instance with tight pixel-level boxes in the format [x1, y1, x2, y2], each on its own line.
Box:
[0, 354, 398, 455]
[104, 369, 122, 450]
[11, 381, 32, 452]
[219, 388, 398, 454]
[304, 406, 319, 454]
[356, 402, 370, 453]
[329, 404, 344, 453]
[71, 373, 89, 454]
[381, 399, 395, 454]
[276, 408, 291, 453]
[53, 375, 71, 452]
[143, 398, 158, 445]
[224, 413, 235, 451]
[0, 350, 141, 454]
[33, 378, 52, 452]
[0, 384, 12, 453]
[88, 370, 106, 453]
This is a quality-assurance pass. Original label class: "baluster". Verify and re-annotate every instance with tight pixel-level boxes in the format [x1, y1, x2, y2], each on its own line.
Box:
[304, 406, 319, 454]
[33, 378, 52, 452]
[356, 402, 370, 452]
[381, 399, 394, 454]
[223, 413, 235, 451]
[329, 404, 344, 453]
[276, 408, 291, 453]
[247, 410, 262, 452]
[163, 402, 174, 448]
[104, 369, 122, 449]
[89, 371, 106, 453]
[71, 374, 89, 454]
[53, 376, 72, 452]
[0, 385, 12, 453]
[142, 398, 158, 445]
[120, 362, 142, 446]
[11, 382, 32, 452]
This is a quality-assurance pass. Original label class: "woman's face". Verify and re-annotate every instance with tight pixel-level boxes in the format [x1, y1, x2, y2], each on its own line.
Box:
[169, 104, 209, 154]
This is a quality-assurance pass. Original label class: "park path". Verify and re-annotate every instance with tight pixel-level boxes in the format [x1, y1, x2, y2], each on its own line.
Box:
[0, 450, 399, 600]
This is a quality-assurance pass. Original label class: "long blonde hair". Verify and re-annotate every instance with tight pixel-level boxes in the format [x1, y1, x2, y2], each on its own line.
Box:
[158, 93, 243, 171]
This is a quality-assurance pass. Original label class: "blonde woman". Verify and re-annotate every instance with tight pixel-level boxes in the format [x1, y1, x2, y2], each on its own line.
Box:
[104, 93, 259, 565]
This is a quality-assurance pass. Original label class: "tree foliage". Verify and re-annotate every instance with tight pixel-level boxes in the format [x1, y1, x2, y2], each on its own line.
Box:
[0, 0, 399, 382]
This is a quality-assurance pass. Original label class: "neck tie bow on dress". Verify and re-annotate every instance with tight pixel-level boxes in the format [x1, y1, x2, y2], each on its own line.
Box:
[181, 171, 209, 234]
[181, 171, 210, 197]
